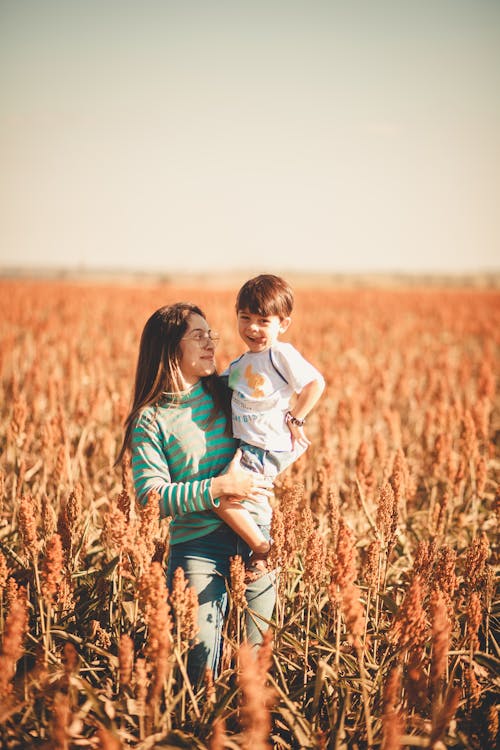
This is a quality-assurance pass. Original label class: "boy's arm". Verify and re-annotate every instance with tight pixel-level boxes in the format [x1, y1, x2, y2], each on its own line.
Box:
[286, 375, 325, 448]
[288, 376, 325, 423]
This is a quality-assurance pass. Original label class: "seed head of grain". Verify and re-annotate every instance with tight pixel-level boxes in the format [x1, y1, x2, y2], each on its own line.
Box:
[304, 529, 327, 589]
[461, 410, 479, 457]
[52, 444, 67, 487]
[134, 657, 148, 716]
[0, 550, 9, 593]
[0, 473, 4, 522]
[279, 482, 303, 568]
[433, 545, 458, 626]
[96, 725, 123, 750]
[0, 587, 29, 698]
[374, 430, 388, 468]
[363, 539, 381, 590]
[464, 533, 489, 595]
[430, 589, 450, 693]
[404, 654, 428, 713]
[121, 451, 133, 495]
[185, 584, 199, 643]
[466, 591, 482, 652]
[390, 447, 406, 496]
[169, 564, 188, 624]
[432, 434, 452, 479]
[269, 505, 284, 570]
[487, 704, 499, 747]
[256, 629, 274, 679]
[384, 409, 402, 449]
[41, 493, 58, 541]
[204, 667, 216, 704]
[376, 481, 396, 551]
[230, 555, 247, 609]
[412, 539, 437, 580]
[341, 582, 365, 648]
[383, 663, 402, 713]
[118, 633, 134, 689]
[381, 664, 403, 750]
[116, 488, 131, 521]
[5, 576, 19, 610]
[299, 504, 314, 553]
[139, 489, 160, 548]
[356, 441, 376, 499]
[429, 686, 461, 746]
[328, 519, 357, 606]
[90, 621, 112, 650]
[237, 640, 274, 750]
[474, 455, 487, 497]
[8, 394, 28, 447]
[389, 574, 428, 654]
[381, 710, 404, 750]
[208, 717, 227, 750]
[432, 488, 450, 539]
[18, 493, 39, 561]
[62, 642, 79, 676]
[50, 691, 71, 750]
[327, 486, 340, 548]
[57, 486, 83, 562]
[466, 665, 481, 711]
[139, 562, 172, 691]
[41, 533, 64, 605]
[102, 504, 130, 558]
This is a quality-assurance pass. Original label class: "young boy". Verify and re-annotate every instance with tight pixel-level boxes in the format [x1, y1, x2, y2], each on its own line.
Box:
[215, 274, 325, 580]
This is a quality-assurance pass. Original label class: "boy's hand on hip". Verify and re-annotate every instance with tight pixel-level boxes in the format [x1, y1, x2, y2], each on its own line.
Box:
[288, 423, 311, 450]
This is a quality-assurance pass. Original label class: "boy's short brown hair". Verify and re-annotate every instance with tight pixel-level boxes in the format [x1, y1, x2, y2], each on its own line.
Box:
[235, 274, 294, 318]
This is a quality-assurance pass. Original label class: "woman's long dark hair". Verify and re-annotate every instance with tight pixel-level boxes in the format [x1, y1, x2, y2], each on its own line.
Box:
[115, 302, 231, 466]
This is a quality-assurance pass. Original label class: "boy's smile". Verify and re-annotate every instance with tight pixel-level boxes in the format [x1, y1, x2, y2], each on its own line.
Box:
[237, 309, 291, 352]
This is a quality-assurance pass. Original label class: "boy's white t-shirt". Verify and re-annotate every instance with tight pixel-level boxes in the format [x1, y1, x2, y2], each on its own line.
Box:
[227, 342, 323, 452]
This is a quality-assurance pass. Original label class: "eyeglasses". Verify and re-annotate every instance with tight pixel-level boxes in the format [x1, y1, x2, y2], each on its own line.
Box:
[182, 330, 221, 346]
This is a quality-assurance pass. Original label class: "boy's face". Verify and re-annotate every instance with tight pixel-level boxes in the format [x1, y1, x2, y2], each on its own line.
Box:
[237, 308, 291, 353]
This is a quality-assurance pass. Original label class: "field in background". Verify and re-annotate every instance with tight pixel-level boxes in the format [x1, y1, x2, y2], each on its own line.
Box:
[0, 278, 498, 749]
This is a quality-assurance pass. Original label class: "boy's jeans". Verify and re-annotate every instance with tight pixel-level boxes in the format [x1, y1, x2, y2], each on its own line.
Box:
[239, 440, 307, 477]
[237, 440, 308, 523]
[167, 523, 276, 687]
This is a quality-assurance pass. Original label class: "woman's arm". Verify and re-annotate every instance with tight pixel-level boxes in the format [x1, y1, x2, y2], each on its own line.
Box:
[131, 418, 214, 517]
[131, 417, 271, 518]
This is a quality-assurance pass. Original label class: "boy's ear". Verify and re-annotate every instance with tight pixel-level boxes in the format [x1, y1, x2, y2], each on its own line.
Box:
[279, 316, 292, 334]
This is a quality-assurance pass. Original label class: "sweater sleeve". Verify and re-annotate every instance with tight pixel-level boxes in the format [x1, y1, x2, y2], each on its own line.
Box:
[131, 413, 217, 518]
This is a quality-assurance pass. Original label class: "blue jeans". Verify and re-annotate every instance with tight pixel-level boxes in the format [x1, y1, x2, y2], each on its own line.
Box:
[239, 440, 307, 477]
[167, 523, 276, 687]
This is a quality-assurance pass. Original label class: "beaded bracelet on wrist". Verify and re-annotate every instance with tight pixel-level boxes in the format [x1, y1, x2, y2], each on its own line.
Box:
[285, 411, 306, 427]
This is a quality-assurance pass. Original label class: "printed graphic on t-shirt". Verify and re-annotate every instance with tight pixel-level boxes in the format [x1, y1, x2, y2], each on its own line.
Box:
[244, 364, 266, 398]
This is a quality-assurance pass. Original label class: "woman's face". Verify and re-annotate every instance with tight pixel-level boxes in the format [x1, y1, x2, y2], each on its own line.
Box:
[178, 313, 217, 387]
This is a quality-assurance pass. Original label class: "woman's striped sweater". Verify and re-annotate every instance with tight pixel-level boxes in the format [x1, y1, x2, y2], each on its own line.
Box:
[131, 380, 237, 545]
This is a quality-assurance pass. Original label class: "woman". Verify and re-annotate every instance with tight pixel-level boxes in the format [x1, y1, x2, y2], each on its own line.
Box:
[116, 302, 276, 686]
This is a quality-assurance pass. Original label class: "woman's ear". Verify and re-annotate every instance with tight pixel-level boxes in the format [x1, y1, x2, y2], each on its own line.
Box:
[279, 316, 292, 334]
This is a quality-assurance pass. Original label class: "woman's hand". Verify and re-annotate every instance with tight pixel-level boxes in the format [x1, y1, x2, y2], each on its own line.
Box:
[210, 449, 273, 504]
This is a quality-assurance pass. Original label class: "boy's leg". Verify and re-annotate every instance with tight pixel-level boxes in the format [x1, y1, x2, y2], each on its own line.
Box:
[214, 442, 273, 556]
[214, 499, 270, 553]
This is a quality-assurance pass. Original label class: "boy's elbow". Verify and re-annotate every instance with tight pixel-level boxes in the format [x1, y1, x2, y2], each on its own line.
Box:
[316, 375, 326, 395]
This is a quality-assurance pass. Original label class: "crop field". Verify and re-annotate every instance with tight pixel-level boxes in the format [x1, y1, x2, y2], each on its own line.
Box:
[0, 278, 498, 749]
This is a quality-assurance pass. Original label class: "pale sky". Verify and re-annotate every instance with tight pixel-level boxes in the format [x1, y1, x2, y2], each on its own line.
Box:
[1, 0, 499, 275]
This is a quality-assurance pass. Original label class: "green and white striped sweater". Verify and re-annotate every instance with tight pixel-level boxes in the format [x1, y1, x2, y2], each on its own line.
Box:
[131, 380, 237, 545]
